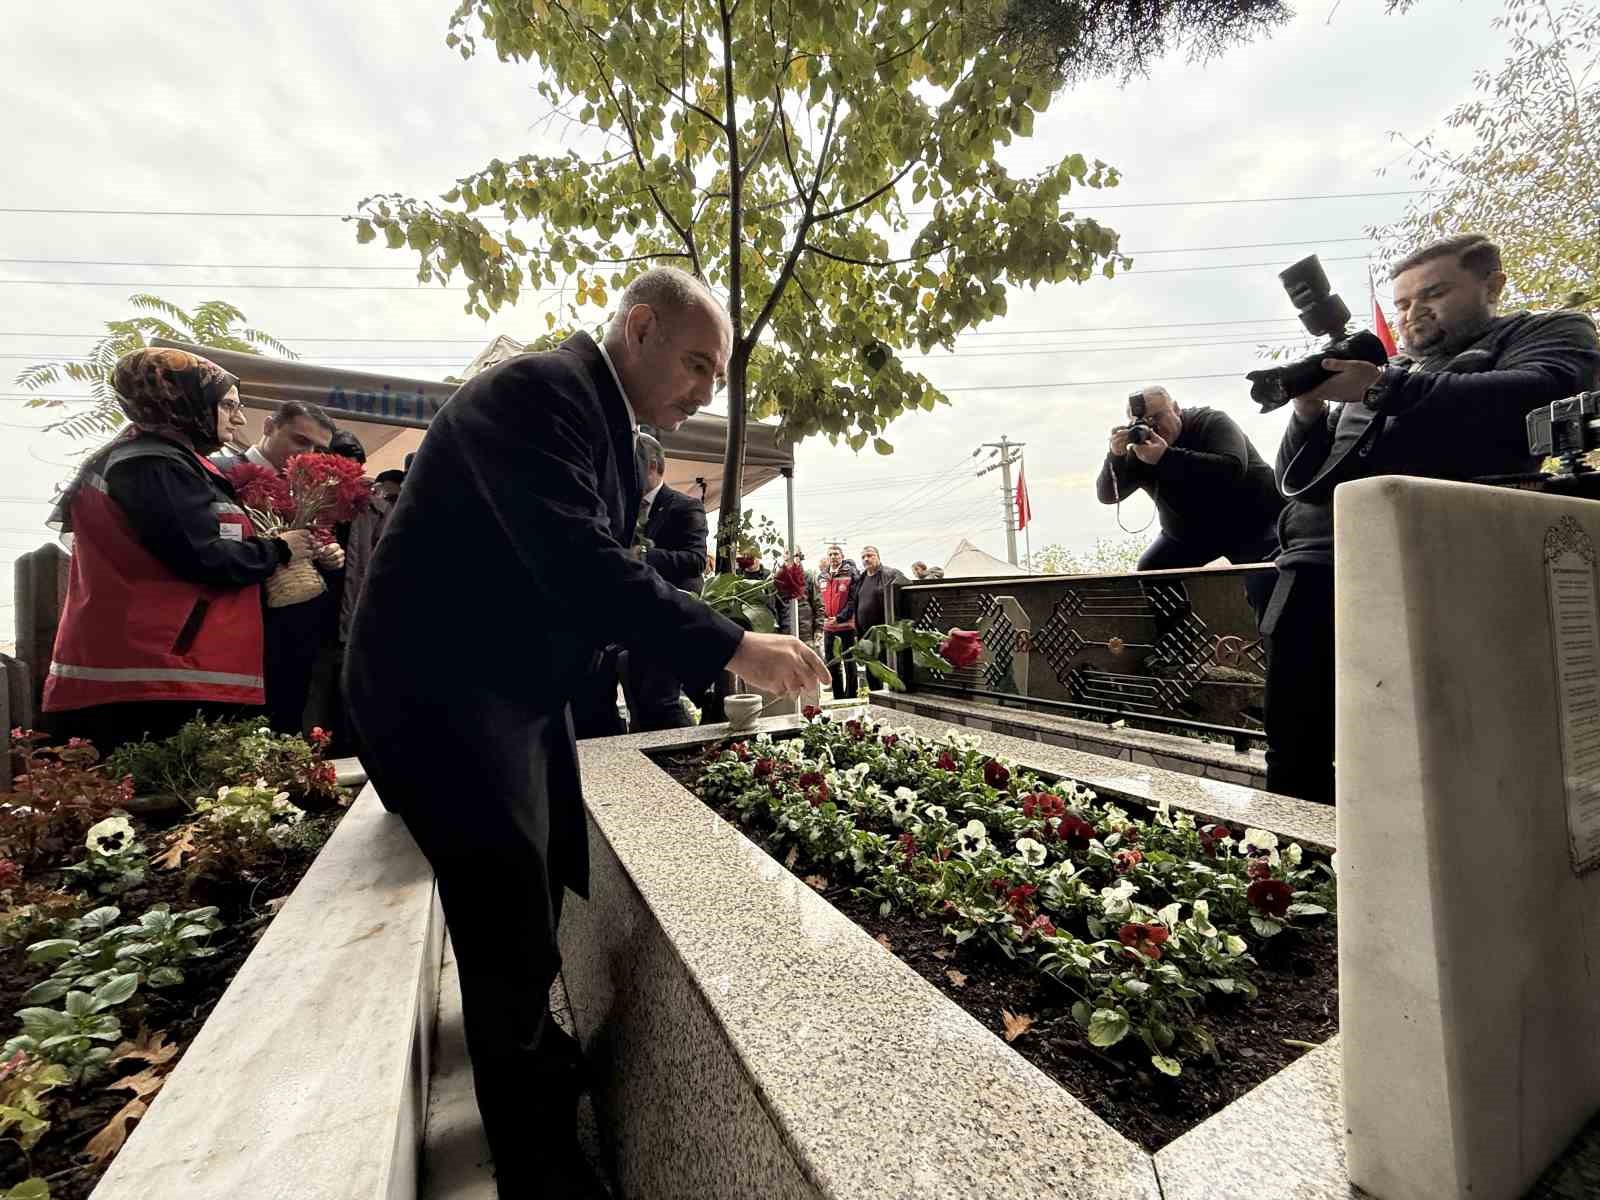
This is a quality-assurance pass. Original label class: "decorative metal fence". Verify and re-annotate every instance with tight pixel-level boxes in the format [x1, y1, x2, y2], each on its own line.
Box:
[891, 565, 1274, 747]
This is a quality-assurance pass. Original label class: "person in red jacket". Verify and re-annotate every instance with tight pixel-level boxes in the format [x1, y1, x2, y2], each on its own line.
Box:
[818, 543, 860, 700]
[43, 348, 316, 753]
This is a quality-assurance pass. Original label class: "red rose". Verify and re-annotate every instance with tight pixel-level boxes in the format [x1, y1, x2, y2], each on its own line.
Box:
[1114, 848, 1144, 873]
[736, 553, 756, 571]
[936, 750, 959, 771]
[774, 562, 807, 601]
[939, 629, 984, 669]
[983, 759, 1010, 789]
[1118, 922, 1170, 960]
[754, 757, 776, 778]
[802, 705, 822, 720]
[1247, 878, 1294, 918]
[1057, 813, 1096, 850]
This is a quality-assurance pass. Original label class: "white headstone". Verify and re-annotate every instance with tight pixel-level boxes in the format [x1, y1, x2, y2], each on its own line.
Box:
[1336, 476, 1600, 1200]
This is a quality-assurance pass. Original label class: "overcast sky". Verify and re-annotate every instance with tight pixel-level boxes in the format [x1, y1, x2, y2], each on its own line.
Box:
[0, 0, 1511, 641]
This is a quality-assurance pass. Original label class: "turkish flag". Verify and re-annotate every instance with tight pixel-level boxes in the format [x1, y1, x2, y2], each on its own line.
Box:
[1015, 465, 1032, 531]
[1371, 278, 1399, 357]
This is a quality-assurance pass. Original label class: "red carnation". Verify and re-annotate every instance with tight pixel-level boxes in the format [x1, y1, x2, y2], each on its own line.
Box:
[1057, 813, 1096, 850]
[936, 750, 959, 771]
[983, 759, 1010, 789]
[226, 462, 292, 517]
[1247, 878, 1294, 918]
[939, 629, 984, 670]
[774, 562, 807, 602]
[1118, 922, 1170, 960]
[282, 452, 371, 526]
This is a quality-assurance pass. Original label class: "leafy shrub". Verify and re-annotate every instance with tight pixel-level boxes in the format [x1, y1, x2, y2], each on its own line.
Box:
[1, 734, 133, 867]
[3, 977, 135, 1084]
[22, 904, 222, 1004]
[0, 1049, 67, 1150]
[105, 718, 345, 809]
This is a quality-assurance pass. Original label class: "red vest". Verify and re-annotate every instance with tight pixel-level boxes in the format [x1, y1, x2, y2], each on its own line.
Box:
[43, 441, 267, 712]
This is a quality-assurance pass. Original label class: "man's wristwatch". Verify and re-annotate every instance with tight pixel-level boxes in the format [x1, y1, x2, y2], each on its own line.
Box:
[1363, 362, 1412, 412]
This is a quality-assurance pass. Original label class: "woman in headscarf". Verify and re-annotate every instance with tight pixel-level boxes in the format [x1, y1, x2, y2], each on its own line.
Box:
[42, 347, 316, 753]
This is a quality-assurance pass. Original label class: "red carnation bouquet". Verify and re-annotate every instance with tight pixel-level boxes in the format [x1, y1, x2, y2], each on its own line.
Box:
[227, 453, 370, 607]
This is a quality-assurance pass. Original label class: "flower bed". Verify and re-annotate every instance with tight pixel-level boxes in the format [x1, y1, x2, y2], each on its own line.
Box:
[653, 711, 1338, 1150]
[0, 726, 349, 1200]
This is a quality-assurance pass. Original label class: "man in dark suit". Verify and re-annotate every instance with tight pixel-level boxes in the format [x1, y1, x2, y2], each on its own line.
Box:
[622, 432, 707, 730]
[344, 267, 827, 1197]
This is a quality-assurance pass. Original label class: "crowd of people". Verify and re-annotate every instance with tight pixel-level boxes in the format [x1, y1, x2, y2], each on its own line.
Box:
[39, 349, 403, 756]
[25, 235, 1600, 1195]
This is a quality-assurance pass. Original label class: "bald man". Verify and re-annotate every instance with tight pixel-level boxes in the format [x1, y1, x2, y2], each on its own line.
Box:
[346, 267, 826, 1194]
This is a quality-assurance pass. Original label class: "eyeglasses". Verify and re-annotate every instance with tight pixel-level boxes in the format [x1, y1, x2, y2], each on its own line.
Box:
[220, 398, 245, 416]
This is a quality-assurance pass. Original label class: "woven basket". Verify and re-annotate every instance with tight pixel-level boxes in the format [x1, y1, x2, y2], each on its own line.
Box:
[265, 558, 326, 608]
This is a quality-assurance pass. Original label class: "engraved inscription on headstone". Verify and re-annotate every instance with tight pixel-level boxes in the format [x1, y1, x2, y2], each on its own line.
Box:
[1544, 516, 1600, 875]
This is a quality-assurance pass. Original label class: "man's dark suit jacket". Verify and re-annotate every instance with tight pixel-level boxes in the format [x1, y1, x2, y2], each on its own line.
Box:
[344, 333, 744, 897]
[640, 484, 707, 592]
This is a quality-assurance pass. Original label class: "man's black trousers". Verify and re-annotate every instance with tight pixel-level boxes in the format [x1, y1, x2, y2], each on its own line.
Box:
[1262, 566, 1335, 805]
[824, 628, 857, 700]
[621, 650, 692, 732]
[1137, 528, 1279, 620]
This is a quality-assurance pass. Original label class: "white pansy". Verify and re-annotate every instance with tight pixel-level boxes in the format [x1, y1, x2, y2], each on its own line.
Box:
[1224, 934, 1248, 957]
[1154, 799, 1173, 827]
[1241, 828, 1279, 855]
[1188, 900, 1217, 938]
[1014, 837, 1048, 867]
[956, 819, 991, 858]
[923, 805, 948, 823]
[86, 815, 135, 856]
[1099, 878, 1137, 919]
[1285, 842, 1303, 867]
[1174, 810, 1196, 832]
[888, 787, 919, 824]
[1069, 782, 1095, 804]
[1103, 803, 1127, 826]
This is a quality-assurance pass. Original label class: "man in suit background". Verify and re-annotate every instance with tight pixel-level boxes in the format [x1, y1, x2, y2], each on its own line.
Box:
[345, 267, 827, 1197]
[622, 432, 707, 730]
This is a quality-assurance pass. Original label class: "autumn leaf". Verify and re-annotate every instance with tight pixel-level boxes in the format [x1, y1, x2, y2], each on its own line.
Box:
[1000, 1009, 1034, 1043]
[106, 1067, 168, 1099]
[153, 825, 197, 870]
[110, 1029, 178, 1068]
[803, 874, 828, 891]
[85, 1097, 147, 1165]
[783, 845, 799, 870]
[873, 933, 893, 951]
[932, 948, 950, 960]
[945, 969, 967, 989]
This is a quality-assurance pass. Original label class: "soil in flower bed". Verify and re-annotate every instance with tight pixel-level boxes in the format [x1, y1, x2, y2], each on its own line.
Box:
[0, 807, 344, 1199]
[652, 744, 1337, 1152]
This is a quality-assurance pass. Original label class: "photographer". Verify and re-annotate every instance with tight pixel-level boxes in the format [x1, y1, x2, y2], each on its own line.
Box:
[1096, 386, 1283, 582]
[1264, 234, 1600, 804]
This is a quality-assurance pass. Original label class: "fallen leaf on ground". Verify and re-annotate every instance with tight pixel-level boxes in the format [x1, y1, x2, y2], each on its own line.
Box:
[106, 1067, 167, 1100]
[945, 969, 968, 988]
[109, 1029, 178, 1068]
[783, 845, 799, 869]
[84, 1098, 147, 1165]
[153, 825, 197, 870]
[874, 933, 893, 951]
[932, 948, 950, 960]
[803, 874, 828, 891]
[1001, 1009, 1034, 1042]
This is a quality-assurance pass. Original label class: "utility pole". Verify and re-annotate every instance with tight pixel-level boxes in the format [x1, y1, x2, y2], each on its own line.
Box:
[976, 436, 1025, 566]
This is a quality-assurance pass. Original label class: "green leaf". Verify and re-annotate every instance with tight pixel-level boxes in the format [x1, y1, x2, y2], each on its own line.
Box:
[872, 437, 893, 455]
[92, 974, 139, 1008]
[25, 940, 78, 963]
[1250, 916, 1284, 938]
[20, 979, 69, 1006]
[1070, 1000, 1091, 1028]
[1285, 903, 1328, 918]
[355, 219, 376, 245]
[1087, 1006, 1130, 1048]
[863, 660, 905, 691]
[740, 604, 778, 633]
[3, 1178, 54, 1200]
[1151, 1053, 1182, 1077]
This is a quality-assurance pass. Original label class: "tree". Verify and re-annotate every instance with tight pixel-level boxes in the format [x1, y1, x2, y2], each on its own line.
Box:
[354, 0, 1286, 565]
[14, 296, 294, 441]
[1026, 535, 1145, 574]
[1373, 0, 1598, 310]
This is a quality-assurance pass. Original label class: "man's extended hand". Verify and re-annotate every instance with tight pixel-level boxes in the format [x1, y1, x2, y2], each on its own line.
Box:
[1293, 357, 1384, 419]
[1109, 425, 1133, 457]
[1129, 430, 1169, 465]
[726, 632, 830, 695]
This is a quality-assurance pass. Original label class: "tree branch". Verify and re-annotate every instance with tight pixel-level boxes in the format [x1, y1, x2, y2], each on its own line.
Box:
[813, 156, 922, 223]
[800, 241, 949, 268]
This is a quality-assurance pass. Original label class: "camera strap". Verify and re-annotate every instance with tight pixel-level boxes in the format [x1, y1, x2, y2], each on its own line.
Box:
[1278, 402, 1387, 502]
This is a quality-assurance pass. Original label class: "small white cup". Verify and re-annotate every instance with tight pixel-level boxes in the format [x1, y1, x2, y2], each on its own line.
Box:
[725, 693, 763, 731]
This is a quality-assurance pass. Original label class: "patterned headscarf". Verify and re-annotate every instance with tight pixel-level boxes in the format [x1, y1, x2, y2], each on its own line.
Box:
[50, 348, 239, 532]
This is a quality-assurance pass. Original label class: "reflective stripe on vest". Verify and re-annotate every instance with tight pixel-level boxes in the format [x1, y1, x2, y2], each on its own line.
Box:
[48, 662, 265, 689]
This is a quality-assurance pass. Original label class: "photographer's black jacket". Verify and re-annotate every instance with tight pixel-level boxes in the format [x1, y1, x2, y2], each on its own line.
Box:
[1276, 310, 1600, 569]
[1096, 406, 1283, 548]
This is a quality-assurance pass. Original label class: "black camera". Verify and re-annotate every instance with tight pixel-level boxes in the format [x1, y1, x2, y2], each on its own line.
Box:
[1127, 391, 1153, 445]
[1246, 255, 1391, 413]
[1528, 391, 1600, 475]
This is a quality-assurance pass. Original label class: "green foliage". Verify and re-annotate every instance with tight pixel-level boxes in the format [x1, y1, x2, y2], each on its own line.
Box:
[357, 0, 1145, 549]
[105, 717, 346, 810]
[0, 1179, 51, 1200]
[702, 572, 779, 633]
[1025, 535, 1146, 575]
[12, 295, 296, 441]
[2, 733, 133, 869]
[4, 981, 133, 1084]
[0, 1050, 69, 1151]
[832, 618, 956, 690]
[1374, 0, 1599, 311]
[193, 784, 307, 853]
[21, 904, 222, 1006]
[63, 817, 147, 898]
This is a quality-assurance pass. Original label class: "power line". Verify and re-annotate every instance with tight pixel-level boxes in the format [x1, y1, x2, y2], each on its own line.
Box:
[934, 372, 1244, 392]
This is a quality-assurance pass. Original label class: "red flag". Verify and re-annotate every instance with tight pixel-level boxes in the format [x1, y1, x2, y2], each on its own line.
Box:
[1015, 465, 1032, 531]
[1371, 275, 1398, 357]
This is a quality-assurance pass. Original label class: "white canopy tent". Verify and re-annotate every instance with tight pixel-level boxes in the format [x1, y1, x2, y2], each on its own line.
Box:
[154, 338, 795, 512]
[941, 538, 1028, 578]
